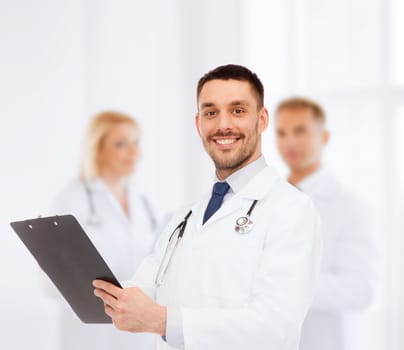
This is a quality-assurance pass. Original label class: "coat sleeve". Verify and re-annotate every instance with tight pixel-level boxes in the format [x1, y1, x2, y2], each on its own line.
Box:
[180, 196, 323, 350]
[311, 199, 379, 311]
[122, 212, 183, 298]
[121, 250, 160, 299]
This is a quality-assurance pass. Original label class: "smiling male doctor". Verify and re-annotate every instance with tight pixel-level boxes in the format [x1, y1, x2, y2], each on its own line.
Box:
[93, 64, 323, 350]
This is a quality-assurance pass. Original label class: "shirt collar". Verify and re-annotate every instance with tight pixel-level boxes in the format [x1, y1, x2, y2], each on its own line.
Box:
[214, 155, 267, 194]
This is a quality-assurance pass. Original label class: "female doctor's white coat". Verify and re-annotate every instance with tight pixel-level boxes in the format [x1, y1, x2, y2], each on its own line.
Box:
[127, 165, 323, 350]
[43, 178, 160, 350]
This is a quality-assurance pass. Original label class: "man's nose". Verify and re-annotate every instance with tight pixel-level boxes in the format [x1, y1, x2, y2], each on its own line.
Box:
[216, 112, 233, 130]
[128, 143, 138, 155]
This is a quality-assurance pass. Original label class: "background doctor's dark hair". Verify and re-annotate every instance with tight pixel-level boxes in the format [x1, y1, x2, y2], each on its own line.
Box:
[196, 64, 265, 108]
[80, 111, 141, 180]
[276, 97, 327, 125]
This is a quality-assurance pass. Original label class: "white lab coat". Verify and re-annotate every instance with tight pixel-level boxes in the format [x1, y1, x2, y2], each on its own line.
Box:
[128, 166, 323, 350]
[297, 169, 378, 350]
[43, 178, 160, 350]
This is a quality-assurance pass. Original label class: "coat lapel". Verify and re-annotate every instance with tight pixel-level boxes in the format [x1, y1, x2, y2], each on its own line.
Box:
[190, 192, 209, 232]
[193, 166, 281, 230]
[88, 178, 131, 225]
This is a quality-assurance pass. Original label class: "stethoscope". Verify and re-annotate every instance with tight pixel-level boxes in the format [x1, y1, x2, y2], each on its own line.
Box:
[234, 199, 258, 234]
[83, 181, 157, 230]
[84, 181, 101, 226]
[155, 199, 258, 286]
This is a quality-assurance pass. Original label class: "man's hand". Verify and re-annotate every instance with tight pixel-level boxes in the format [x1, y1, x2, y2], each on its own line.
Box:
[93, 279, 166, 336]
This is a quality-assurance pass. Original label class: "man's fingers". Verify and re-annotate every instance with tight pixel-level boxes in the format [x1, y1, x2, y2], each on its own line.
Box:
[104, 304, 115, 318]
[94, 288, 118, 309]
[93, 279, 122, 298]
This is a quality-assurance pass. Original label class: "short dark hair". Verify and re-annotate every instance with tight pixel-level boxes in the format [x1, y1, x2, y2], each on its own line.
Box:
[276, 97, 326, 124]
[197, 64, 264, 108]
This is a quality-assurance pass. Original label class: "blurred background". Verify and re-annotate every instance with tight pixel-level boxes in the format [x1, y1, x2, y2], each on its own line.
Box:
[0, 0, 403, 349]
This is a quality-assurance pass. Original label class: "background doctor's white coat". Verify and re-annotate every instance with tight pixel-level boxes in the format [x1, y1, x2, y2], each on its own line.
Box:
[298, 169, 379, 350]
[42, 179, 159, 350]
[0, 1, 403, 350]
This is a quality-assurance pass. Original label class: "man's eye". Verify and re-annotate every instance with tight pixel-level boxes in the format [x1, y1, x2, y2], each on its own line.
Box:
[205, 111, 217, 117]
[233, 108, 244, 114]
[115, 141, 127, 148]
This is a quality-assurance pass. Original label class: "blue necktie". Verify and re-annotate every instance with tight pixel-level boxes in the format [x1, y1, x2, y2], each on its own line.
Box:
[203, 182, 230, 224]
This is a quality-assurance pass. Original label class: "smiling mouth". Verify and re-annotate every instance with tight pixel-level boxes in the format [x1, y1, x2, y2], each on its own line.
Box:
[215, 138, 239, 145]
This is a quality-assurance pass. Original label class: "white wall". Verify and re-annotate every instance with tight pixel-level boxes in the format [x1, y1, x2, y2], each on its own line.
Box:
[0, 0, 402, 349]
[0, 1, 86, 348]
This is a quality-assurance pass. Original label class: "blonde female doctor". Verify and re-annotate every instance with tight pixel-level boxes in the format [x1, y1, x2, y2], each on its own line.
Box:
[44, 111, 159, 350]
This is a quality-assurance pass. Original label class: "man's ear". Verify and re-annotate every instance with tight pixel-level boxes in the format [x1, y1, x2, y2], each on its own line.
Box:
[323, 129, 330, 145]
[195, 113, 202, 137]
[258, 107, 269, 133]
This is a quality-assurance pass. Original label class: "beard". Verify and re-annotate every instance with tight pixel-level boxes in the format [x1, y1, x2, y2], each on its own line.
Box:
[203, 126, 259, 174]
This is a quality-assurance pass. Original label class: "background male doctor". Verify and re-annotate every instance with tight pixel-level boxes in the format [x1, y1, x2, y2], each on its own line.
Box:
[93, 65, 323, 350]
[275, 97, 378, 350]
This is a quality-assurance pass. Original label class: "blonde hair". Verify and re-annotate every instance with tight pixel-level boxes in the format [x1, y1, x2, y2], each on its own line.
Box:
[79, 111, 140, 180]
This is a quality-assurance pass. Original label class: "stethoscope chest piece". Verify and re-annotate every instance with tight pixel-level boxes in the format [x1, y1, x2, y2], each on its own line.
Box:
[234, 199, 258, 234]
[235, 216, 254, 234]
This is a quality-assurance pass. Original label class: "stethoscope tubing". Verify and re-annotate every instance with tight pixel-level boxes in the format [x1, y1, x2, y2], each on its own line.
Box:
[155, 199, 258, 286]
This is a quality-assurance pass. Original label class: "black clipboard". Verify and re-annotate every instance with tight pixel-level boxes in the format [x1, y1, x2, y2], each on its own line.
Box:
[10, 214, 122, 323]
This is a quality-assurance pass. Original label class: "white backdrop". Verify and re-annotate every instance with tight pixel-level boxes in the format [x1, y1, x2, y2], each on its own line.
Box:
[0, 0, 402, 349]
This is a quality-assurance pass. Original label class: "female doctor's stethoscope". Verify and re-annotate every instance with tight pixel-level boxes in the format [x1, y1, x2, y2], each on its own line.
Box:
[83, 181, 157, 230]
[155, 199, 258, 286]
